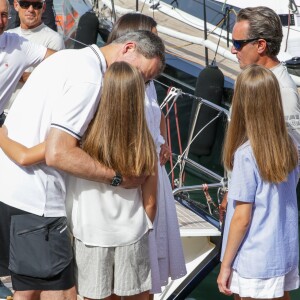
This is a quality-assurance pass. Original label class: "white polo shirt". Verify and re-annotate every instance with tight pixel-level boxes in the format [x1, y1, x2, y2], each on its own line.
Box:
[0, 45, 105, 217]
[0, 32, 47, 112]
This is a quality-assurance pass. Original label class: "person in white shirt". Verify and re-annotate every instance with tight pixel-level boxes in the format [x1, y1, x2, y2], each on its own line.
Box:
[0, 0, 55, 121]
[230, 6, 300, 141]
[219, 6, 300, 229]
[5, 0, 65, 110]
[0, 1, 55, 297]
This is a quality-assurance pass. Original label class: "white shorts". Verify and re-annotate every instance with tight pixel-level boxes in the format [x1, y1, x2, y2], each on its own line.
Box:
[229, 267, 300, 299]
[74, 234, 151, 299]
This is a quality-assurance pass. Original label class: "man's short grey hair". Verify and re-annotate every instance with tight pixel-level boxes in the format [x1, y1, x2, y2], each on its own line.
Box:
[237, 6, 283, 57]
[112, 30, 166, 74]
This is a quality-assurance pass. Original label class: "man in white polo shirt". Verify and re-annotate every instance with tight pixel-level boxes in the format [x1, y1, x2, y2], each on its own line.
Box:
[0, 30, 165, 300]
[0, 0, 55, 122]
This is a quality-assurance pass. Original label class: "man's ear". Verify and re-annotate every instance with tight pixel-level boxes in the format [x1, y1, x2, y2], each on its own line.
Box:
[13, 0, 19, 12]
[42, 2, 46, 14]
[257, 39, 267, 55]
[121, 42, 136, 54]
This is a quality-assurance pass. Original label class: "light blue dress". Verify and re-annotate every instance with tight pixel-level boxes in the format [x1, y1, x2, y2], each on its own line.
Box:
[221, 141, 299, 279]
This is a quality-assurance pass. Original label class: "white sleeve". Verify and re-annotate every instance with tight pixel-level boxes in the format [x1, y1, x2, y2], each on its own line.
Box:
[20, 37, 47, 67]
[51, 81, 102, 139]
[47, 35, 65, 51]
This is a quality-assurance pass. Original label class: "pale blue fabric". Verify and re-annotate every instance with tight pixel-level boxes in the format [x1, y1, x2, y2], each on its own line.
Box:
[221, 141, 299, 278]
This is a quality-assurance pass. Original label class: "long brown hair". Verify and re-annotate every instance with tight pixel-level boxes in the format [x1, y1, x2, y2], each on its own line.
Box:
[223, 64, 298, 183]
[82, 61, 156, 176]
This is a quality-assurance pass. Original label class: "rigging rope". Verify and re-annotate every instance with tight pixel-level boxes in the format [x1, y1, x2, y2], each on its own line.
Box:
[168, 112, 222, 177]
[161, 88, 228, 185]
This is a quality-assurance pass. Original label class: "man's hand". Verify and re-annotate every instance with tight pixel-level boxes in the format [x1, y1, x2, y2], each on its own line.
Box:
[121, 175, 147, 189]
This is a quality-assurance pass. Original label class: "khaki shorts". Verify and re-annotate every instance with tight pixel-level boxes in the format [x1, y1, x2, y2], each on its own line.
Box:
[75, 234, 151, 299]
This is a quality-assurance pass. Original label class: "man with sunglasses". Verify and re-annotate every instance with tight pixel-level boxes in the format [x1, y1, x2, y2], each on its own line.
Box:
[0, 0, 55, 124]
[219, 6, 300, 300]
[231, 6, 300, 132]
[7, 0, 57, 31]
[5, 0, 64, 110]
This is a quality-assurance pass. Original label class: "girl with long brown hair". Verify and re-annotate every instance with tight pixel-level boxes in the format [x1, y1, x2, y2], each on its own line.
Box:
[107, 13, 187, 295]
[217, 64, 299, 300]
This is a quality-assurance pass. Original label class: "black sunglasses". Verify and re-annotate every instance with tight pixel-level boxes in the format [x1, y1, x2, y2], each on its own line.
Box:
[18, 1, 44, 9]
[232, 38, 260, 50]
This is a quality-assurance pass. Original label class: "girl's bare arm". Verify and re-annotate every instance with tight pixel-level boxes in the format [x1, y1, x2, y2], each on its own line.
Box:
[142, 164, 158, 222]
[217, 201, 252, 295]
[0, 126, 45, 166]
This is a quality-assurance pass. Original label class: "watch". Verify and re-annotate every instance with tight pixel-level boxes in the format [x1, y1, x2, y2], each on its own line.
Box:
[111, 172, 123, 186]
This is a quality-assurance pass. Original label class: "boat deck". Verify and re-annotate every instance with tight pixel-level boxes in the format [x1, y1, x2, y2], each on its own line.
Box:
[176, 202, 220, 237]
[109, 0, 241, 82]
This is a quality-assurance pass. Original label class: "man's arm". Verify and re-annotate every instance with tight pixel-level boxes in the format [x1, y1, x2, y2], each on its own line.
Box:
[45, 128, 145, 188]
[159, 112, 171, 165]
[44, 48, 56, 59]
[21, 49, 56, 83]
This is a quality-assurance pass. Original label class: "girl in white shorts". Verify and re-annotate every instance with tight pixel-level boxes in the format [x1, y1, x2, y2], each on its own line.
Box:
[0, 62, 157, 300]
[218, 65, 300, 300]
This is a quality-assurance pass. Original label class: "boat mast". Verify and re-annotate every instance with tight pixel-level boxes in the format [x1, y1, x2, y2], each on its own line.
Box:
[203, 0, 209, 66]
[111, 0, 116, 21]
